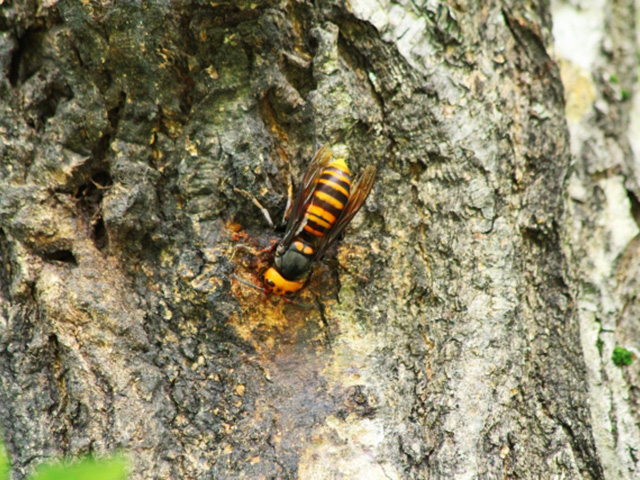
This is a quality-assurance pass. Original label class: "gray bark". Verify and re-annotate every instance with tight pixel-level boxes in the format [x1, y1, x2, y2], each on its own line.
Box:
[555, 0, 640, 478]
[0, 0, 636, 479]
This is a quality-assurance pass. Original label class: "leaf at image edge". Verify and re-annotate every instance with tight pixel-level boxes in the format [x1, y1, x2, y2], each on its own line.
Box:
[29, 455, 128, 480]
[0, 442, 9, 480]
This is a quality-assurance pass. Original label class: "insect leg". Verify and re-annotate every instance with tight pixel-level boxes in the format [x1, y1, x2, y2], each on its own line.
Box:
[232, 187, 275, 228]
[276, 146, 294, 225]
[282, 172, 294, 225]
[256, 239, 279, 255]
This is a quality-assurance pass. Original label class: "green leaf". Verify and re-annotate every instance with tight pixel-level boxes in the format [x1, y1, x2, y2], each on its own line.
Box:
[0, 441, 9, 480]
[29, 455, 128, 480]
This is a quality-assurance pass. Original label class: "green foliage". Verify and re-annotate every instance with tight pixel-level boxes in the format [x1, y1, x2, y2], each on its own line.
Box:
[621, 89, 631, 101]
[30, 456, 128, 480]
[0, 442, 8, 480]
[612, 346, 633, 366]
[0, 437, 127, 480]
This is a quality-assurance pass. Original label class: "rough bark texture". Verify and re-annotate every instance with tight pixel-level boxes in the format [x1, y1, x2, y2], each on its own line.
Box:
[0, 0, 636, 479]
[555, 0, 640, 478]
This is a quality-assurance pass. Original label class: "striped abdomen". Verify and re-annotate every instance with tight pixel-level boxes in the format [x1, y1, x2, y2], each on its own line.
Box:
[302, 159, 351, 238]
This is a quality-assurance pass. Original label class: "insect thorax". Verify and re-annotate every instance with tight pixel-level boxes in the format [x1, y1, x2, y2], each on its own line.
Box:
[275, 244, 313, 280]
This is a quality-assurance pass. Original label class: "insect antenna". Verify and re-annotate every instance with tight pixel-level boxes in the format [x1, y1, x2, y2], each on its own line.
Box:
[231, 274, 266, 292]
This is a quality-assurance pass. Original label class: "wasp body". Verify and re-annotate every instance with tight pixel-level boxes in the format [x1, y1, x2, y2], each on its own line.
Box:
[263, 145, 376, 296]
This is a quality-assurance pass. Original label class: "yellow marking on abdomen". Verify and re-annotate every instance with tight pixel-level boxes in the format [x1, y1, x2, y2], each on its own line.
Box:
[314, 190, 345, 210]
[319, 178, 350, 197]
[308, 204, 336, 223]
[307, 212, 331, 228]
[329, 159, 350, 174]
[304, 224, 325, 237]
[327, 168, 351, 185]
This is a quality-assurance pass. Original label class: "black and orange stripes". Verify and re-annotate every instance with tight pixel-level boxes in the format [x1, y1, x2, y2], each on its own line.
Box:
[261, 144, 376, 296]
[301, 158, 351, 239]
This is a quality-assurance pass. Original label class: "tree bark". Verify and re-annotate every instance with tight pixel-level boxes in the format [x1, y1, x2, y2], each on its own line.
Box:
[0, 0, 637, 479]
[555, 0, 640, 478]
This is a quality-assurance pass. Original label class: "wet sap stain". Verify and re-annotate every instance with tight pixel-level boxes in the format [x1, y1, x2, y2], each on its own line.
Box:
[201, 218, 387, 477]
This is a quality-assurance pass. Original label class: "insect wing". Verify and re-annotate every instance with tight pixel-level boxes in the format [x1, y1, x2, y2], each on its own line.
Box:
[315, 165, 376, 261]
[281, 144, 334, 247]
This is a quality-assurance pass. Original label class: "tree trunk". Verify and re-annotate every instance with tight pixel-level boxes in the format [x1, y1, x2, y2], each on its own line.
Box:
[0, 0, 637, 479]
